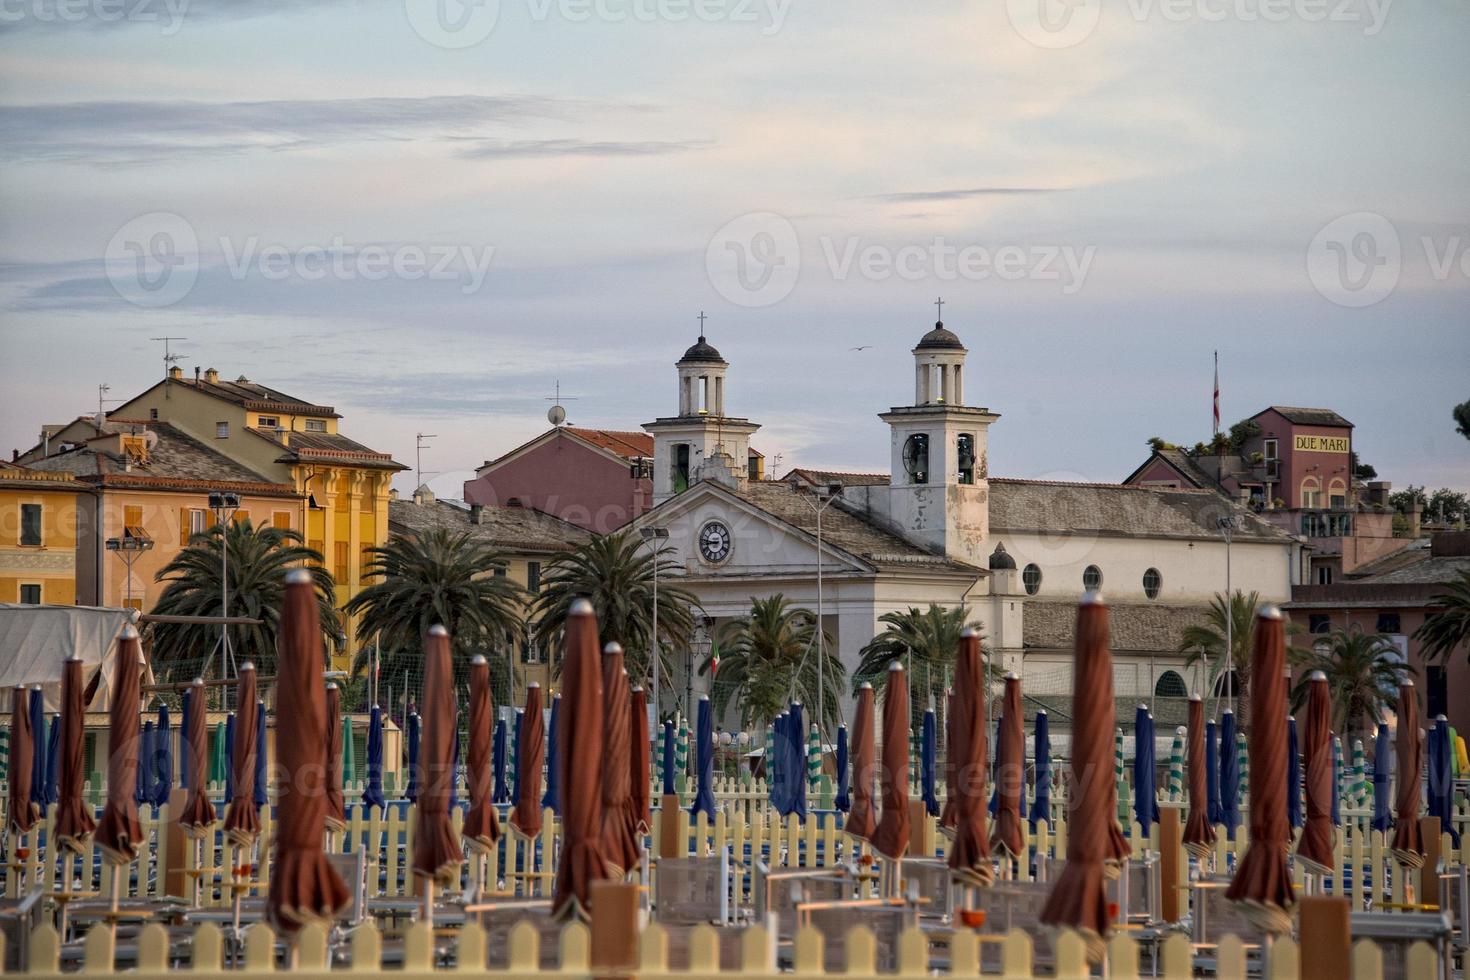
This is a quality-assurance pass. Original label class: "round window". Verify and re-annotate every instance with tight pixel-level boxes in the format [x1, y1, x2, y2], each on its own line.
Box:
[1143, 567, 1162, 599]
[1022, 563, 1042, 595]
[1082, 564, 1103, 591]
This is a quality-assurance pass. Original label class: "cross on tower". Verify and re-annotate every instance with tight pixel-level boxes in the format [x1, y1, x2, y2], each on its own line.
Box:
[934, 297, 944, 321]
[697, 311, 708, 335]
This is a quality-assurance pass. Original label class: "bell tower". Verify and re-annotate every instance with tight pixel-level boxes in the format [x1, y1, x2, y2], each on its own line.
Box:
[878, 307, 999, 564]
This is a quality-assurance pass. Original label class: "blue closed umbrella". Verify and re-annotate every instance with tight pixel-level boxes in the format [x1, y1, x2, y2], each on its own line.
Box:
[28, 688, 46, 809]
[1219, 711, 1240, 837]
[362, 705, 386, 812]
[661, 720, 676, 796]
[1331, 735, 1342, 826]
[492, 718, 511, 804]
[1134, 706, 1160, 827]
[252, 702, 267, 808]
[989, 714, 1003, 815]
[404, 710, 420, 802]
[1372, 723, 1391, 832]
[44, 712, 61, 805]
[448, 716, 461, 812]
[787, 702, 808, 820]
[1286, 716, 1302, 829]
[1429, 717, 1457, 845]
[920, 708, 939, 816]
[1031, 711, 1052, 829]
[542, 696, 560, 814]
[151, 704, 173, 808]
[834, 724, 850, 812]
[1205, 719, 1220, 826]
[769, 712, 786, 812]
[137, 720, 154, 804]
[689, 696, 716, 820]
[179, 688, 191, 790]
[224, 712, 236, 804]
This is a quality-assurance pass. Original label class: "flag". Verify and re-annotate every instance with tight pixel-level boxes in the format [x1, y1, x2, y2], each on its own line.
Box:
[1212, 350, 1220, 435]
[709, 637, 720, 677]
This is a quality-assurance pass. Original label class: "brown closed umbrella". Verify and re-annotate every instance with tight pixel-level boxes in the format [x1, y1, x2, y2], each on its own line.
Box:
[1390, 680, 1424, 868]
[1224, 606, 1296, 934]
[948, 629, 993, 886]
[54, 656, 96, 852]
[991, 673, 1025, 859]
[552, 598, 610, 921]
[7, 685, 38, 836]
[845, 683, 877, 842]
[324, 684, 347, 834]
[630, 685, 652, 838]
[94, 627, 143, 863]
[1041, 593, 1128, 965]
[1181, 694, 1216, 859]
[463, 654, 501, 851]
[870, 661, 910, 862]
[599, 643, 640, 878]
[265, 569, 349, 932]
[939, 688, 957, 834]
[223, 664, 261, 847]
[178, 678, 216, 837]
[413, 624, 463, 886]
[509, 683, 545, 839]
[1297, 671, 1334, 874]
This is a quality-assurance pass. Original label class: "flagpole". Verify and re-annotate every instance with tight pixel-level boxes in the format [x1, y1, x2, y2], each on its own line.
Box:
[1213, 350, 1220, 437]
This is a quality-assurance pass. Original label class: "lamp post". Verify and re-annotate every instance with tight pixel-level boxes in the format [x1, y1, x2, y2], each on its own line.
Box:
[1216, 513, 1238, 717]
[796, 481, 844, 746]
[639, 526, 670, 721]
[105, 534, 154, 609]
[209, 491, 241, 706]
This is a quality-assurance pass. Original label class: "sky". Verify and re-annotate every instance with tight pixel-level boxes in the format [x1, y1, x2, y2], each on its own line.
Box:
[1, 0, 1467, 499]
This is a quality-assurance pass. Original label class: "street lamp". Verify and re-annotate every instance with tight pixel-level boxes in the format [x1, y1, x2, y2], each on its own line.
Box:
[796, 481, 844, 746]
[1216, 513, 1238, 717]
[209, 491, 241, 704]
[105, 534, 154, 609]
[639, 526, 670, 721]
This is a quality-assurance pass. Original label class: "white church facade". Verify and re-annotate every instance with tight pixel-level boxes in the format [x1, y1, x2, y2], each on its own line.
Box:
[625, 321, 1300, 726]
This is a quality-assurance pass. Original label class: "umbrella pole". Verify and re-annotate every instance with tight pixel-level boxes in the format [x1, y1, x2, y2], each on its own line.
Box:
[422, 877, 435, 929]
[107, 860, 122, 943]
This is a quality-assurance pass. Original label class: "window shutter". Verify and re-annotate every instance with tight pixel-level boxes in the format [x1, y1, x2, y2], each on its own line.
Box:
[180, 507, 190, 545]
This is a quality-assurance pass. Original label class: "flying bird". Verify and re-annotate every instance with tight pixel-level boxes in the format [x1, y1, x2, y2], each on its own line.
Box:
[850, 345, 872, 351]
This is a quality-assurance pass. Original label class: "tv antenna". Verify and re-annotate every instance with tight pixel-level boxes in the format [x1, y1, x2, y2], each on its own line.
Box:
[546, 380, 578, 427]
[415, 433, 438, 490]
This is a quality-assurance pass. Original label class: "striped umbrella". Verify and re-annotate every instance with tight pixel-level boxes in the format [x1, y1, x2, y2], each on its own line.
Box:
[343, 715, 357, 793]
[763, 723, 775, 792]
[0, 725, 8, 789]
[1114, 727, 1127, 825]
[807, 724, 820, 786]
[211, 721, 228, 786]
[1167, 726, 1185, 802]
[660, 720, 676, 796]
[1351, 738, 1369, 813]
[1236, 729, 1249, 810]
[1331, 735, 1344, 826]
[676, 718, 689, 780]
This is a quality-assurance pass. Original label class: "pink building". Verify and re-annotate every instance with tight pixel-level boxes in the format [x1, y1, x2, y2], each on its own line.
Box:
[462, 427, 654, 533]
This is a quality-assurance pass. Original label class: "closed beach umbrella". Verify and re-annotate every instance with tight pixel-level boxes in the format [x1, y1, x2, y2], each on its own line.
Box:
[1182, 695, 1216, 859]
[1030, 710, 1052, 831]
[1331, 736, 1343, 826]
[675, 716, 688, 783]
[95, 626, 144, 864]
[940, 691, 956, 832]
[787, 702, 808, 819]
[599, 644, 639, 877]
[266, 570, 349, 930]
[847, 684, 877, 843]
[178, 679, 216, 836]
[253, 702, 267, 809]
[834, 724, 850, 813]
[362, 705, 386, 812]
[137, 721, 152, 806]
[28, 687, 46, 811]
[1352, 739, 1369, 812]
[769, 712, 787, 812]
[871, 662, 911, 862]
[324, 684, 347, 833]
[342, 715, 356, 795]
[807, 724, 820, 788]
[463, 655, 501, 852]
[1133, 706, 1160, 828]
[920, 707, 939, 817]
[212, 721, 227, 787]
[449, 714, 462, 813]
[5, 687, 35, 834]
[1224, 606, 1296, 934]
[1372, 723, 1391, 833]
[151, 704, 173, 809]
[1390, 681, 1425, 868]
[55, 656, 96, 852]
[992, 674, 1025, 858]
[223, 664, 261, 847]
[1167, 726, 1185, 803]
[404, 709, 420, 803]
[660, 719, 675, 797]
[44, 710, 60, 805]
[542, 694, 561, 814]
[1113, 727, 1126, 825]
[1040, 593, 1128, 964]
[1286, 717, 1301, 830]
[1205, 719, 1220, 827]
[179, 689, 191, 791]
[1297, 671, 1334, 874]
[1218, 711, 1240, 838]
[948, 631, 991, 883]
[224, 715, 236, 804]
[689, 694, 717, 822]
[492, 719, 510, 804]
[630, 686, 651, 838]
[509, 683, 545, 838]
[413, 625, 462, 884]
[551, 598, 610, 921]
[1428, 717, 1457, 846]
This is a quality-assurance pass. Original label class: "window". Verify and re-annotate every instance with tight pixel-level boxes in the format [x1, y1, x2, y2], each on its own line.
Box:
[1082, 564, 1103, 590]
[1301, 477, 1321, 508]
[123, 504, 143, 529]
[20, 503, 42, 546]
[1213, 669, 1241, 699]
[1317, 565, 1333, 585]
[256, 416, 279, 429]
[1022, 563, 1042, 596]
[215, 421, 229, 438]
[1427, 666, 1448, 718]
[526, 561, 541, 593]
[1308, 613, 1331, 634]
[1376, 612, 1401, 634]
[334, 541, 349, 582]
[1263, 438, 1278, 460]
[149, 408, 159, 420]
[1154, 670, 1188, 698]
[304, 419, 327, 433]
[272, 511, 291, 530]
[19, 584, 41, 604]
[1142, 567, 1162, 600]
[673, 444, 690, 493]
[180, 507, 207, 545]
[957, 433, 976, 485]
[522, 638, 543, 664]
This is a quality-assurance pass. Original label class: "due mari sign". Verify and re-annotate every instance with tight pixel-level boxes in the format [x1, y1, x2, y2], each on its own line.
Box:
[1294, 434, 1350, 454]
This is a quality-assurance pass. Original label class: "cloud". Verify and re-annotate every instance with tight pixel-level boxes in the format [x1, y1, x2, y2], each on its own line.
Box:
[0, 0, 362, 34]
[866, 187, 1066, 204]
[454, 138, 713, 159]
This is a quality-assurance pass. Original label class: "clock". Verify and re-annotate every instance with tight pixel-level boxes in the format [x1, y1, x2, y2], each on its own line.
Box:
[698, 520, 733, 564]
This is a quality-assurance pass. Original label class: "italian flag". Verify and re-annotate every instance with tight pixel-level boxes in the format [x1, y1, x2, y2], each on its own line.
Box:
[710, 638, 720, 678]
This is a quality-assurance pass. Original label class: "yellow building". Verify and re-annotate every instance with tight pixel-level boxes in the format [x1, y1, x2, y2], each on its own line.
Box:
[0, 461, 91, 606]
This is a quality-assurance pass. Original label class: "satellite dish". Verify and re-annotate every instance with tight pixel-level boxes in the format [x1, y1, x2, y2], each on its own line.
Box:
[547, 404, 567, 426]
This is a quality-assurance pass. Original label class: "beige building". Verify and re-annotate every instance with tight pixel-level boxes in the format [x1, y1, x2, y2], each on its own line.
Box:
[0, 461, 92, 606]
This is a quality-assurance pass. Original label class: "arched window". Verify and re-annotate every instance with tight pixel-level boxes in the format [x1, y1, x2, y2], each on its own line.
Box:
[1213, 668, 1241, 699]
[1082, 564, 1103, 591]
[1142, 567, 1162, 600]
[1022, 563, 1042, 595]
[1300, 476, 1322, 509]
[1154, 670, 1187, 698]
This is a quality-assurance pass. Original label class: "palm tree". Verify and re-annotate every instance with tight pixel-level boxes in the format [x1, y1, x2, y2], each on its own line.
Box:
[344, 528, 524, 706]
[1414, 570, 1470, 664]
[149, 518, 339, 685]
[530, 531, 701, 689]
[1290, 629, 1411, 744]
[852, 605, 989, 723]
[1180, 590, 1304, 713]
[701, 594, 844, 731]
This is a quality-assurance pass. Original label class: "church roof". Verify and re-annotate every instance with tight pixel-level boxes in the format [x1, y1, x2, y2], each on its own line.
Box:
[1021, 599, 1212, 654]
[389, 497, 589, 554]
[914, 322, 965, 351]
[678, 335, 726, 365]
[990, 478, 1290, 543]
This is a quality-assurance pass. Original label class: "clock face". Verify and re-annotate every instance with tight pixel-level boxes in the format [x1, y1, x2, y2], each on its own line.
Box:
[698, 520, 733, 564]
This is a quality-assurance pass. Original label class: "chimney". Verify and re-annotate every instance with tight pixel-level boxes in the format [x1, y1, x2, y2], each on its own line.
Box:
[168, 365, 183, 380]
[388, 488, 399, 501]
[194, 366, 201, 384]
[1408, 500, 1422, 539]
[469, 503, 485, 525]
[204, 367, 219, 384]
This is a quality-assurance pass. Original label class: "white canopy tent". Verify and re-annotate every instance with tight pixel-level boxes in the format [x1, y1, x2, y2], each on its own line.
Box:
[0, 604, 148, 712]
